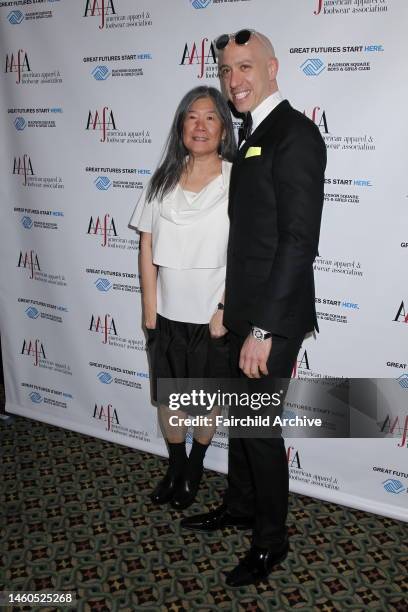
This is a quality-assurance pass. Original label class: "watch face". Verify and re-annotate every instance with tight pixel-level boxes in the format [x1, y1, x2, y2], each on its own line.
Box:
[253, 328, 263, 340]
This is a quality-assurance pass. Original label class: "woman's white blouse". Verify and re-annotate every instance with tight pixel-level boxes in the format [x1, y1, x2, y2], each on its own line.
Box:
[129, 160, 231, 324]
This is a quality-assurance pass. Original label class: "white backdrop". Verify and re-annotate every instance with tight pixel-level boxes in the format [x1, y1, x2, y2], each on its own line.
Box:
[0, 0, 407, 522]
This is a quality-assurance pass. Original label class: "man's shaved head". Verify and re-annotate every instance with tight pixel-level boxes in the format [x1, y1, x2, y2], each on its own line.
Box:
[216, 30, 275, 61]
[217, 30, 279, 114]
[253, 32, 275, 59]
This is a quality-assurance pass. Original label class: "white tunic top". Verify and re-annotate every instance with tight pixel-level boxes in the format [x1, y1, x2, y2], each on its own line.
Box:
[129, 160, 231, 324]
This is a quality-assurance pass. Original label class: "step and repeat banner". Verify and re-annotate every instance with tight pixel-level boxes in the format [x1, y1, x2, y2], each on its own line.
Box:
[0, 0, 406, 521]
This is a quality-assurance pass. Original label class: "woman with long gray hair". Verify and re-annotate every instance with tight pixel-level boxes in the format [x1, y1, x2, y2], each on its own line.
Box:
[129, 86, 236, 510]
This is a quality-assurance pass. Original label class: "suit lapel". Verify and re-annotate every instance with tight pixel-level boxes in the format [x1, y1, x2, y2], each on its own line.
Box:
[228, 100, 290, 217]
[235, 100, 290, 165]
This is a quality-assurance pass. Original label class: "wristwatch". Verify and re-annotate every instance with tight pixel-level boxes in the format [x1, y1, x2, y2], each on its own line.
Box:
[251, 326, 272, 341]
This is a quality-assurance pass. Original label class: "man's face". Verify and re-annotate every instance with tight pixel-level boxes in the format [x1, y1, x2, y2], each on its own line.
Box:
[218, 40, 276, 114]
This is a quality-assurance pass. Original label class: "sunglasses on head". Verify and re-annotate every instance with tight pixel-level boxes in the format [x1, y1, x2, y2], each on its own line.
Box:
[215, 29, 256, 51]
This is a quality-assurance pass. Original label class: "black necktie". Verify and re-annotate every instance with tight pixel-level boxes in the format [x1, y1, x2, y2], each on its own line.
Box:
[238, 112, 252, 147]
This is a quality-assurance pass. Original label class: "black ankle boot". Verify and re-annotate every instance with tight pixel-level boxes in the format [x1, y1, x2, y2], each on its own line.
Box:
[150, 441, 187, 505]
[171, 439, 209, 510]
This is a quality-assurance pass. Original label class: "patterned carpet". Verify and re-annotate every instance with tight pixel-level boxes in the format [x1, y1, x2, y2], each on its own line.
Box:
[0, 413, 407, 612]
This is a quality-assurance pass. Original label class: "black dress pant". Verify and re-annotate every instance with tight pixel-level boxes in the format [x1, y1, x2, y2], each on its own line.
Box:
[225, 332, 304, 548]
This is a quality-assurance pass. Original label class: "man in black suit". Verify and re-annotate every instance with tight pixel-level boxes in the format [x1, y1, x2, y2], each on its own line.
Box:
[181, 30, 326, 587]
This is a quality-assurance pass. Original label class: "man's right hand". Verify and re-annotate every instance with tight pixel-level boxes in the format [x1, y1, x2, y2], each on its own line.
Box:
[239, 334, 271, 378]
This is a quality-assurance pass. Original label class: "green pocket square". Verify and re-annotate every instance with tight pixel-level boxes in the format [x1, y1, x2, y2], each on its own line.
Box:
[245, 146, 262, 158]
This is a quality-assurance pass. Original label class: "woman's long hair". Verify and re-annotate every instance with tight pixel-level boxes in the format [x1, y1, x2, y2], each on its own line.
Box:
[146, 86, 236, 203]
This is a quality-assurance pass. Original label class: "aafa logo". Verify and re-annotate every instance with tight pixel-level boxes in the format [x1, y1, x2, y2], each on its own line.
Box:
[5, 49, 31, 83]
[18, 250, 40, 279]
[292, 349, 310, 378]
[394, 301, 408, 324]
[21, 339, 46, 366]
[380, 414, 408, 448]
[86, 107, 117, 142]
[304, 106, 329, 133]
[83, 0, 116, 29]
[93, 403, 119, 430]
[89, 314, 118, 344]
[314, 0, 323, 15]
[287, 446, 302, 469]
[180, 38, 217, 78]
[13, 155, 34, 185]
[87, 214, 117, 246]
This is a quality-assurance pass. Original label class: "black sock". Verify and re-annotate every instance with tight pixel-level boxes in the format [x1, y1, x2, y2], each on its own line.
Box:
[167, 441, 187, 474]
[186, 439, 210, 481]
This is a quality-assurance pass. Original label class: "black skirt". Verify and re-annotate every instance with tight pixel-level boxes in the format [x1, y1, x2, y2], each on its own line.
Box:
[147, 313, 231, 408]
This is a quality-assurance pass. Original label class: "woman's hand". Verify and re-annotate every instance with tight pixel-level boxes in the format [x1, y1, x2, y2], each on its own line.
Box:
[209, 308, 228, 338]
[145, 311, 157, 330]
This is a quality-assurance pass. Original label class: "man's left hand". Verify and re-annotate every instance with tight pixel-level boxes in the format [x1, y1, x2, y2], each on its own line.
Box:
[239, 334, 272, 378]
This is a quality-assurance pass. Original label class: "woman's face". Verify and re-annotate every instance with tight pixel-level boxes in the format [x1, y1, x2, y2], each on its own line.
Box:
[182, 97, 225, 158]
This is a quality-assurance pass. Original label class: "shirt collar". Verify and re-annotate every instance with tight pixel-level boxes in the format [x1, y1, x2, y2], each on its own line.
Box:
[251, 90, 283, 133]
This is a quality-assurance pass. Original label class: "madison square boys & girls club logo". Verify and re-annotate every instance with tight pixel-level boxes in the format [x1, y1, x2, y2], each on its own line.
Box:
[85, 52, 152, 80]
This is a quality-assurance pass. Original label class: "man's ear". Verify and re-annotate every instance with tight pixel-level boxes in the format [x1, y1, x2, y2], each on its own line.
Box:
[268, 57, 279, 81]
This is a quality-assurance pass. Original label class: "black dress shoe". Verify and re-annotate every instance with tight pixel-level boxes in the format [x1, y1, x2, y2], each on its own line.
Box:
[171, 476, 201, 510]
[149, 469, 181, 505]
[180, 504, 254, 532]
[225, 540, 289, 587]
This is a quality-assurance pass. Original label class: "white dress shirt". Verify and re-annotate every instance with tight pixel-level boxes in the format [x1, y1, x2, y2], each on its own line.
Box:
[240, 90, 283, 148]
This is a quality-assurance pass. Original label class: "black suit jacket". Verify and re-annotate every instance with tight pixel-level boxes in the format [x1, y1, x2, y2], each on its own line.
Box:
[224, 100, 327, 338]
